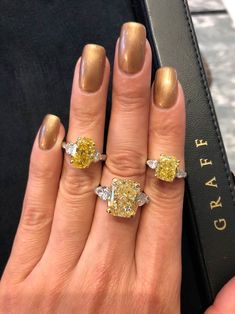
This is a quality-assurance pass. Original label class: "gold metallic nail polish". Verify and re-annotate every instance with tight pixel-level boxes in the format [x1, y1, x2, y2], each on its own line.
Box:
[79, 44, 106, 92]
[39, 114, 60, 150]
[154, 67, 178, 108]
[118, 22, 146, 74]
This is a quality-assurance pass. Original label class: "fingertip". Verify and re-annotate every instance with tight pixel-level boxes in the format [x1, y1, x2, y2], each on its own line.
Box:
[114, 37, 152, 79]
[151, 67, 185, 110]
[72, 46, 110, 96]
[32, 114, 64, 156]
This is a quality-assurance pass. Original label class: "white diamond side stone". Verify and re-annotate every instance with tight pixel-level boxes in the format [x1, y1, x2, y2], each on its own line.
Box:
[136, 193, 149, 206]
[93, 151, 101, 162]
[65, 143, 77, 156]
[146, 160, 158, 169]
[176, 169, 187, 178]
[95, 186, 111, 201]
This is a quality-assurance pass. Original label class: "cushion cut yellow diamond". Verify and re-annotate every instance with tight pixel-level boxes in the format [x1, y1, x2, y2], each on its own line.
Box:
[70, 137, 96, 169]
[107, 178, 141, 218]
[155, 154, 180, 182]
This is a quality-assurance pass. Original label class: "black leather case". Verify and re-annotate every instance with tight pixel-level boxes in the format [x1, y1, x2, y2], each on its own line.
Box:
[132, 0, 235, 310]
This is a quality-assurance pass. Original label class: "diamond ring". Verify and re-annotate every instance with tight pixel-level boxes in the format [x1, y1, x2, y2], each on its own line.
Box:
[95, 178, 149, 218]
[146, 154, 187, 182]
[62, 137, 106, 169]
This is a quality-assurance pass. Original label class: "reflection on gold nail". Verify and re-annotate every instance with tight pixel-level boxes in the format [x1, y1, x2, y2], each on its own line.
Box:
[154, 67, 178, 108]
[79, 44, 106, 92]
[118, 22, 146, 74]
[39, 114, 60, 150]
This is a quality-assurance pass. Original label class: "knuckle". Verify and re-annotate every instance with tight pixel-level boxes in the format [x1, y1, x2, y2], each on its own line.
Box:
[0, 282, 61, 313]
[135, 280, 180, 314]
[81, 263, 113, 298]
[22, 202, 52, 232]
[71, 99, 103, 127]
[83, 249, 125, 295]
[29, 158, 56, 182]
[89, 263, 112, 293]
[150, 116, 183, 139]
[105, 151, 146, 178]
[147, 173, 184, 209]
[60, 164, 99, 198]
[113, 88, 147, 112]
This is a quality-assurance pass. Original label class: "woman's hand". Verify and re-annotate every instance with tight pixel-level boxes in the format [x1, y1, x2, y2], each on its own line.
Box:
[0, 22, 186, 314]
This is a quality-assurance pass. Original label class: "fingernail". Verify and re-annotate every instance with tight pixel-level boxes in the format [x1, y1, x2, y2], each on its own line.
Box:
[39, 114, 60, 150]
[154, 67, 178, 108]
[79, 44, 106, 92]
[118, 22, 146, 74]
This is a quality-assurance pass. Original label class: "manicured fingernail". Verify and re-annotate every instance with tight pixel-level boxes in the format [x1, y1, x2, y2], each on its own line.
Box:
[79, 44, 106, 92]
[39, 114, 60, 150]
[154, 67, 178, 108]
[118, 22, 146, 74]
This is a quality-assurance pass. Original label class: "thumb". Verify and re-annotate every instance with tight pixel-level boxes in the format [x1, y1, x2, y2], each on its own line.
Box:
[205, 277, 235, 314]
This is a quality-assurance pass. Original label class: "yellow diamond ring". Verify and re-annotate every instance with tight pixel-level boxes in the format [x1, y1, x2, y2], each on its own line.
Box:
[146, 154, 187, 182]
[62, 137, 106, 169]
[95, 178, 149, 218]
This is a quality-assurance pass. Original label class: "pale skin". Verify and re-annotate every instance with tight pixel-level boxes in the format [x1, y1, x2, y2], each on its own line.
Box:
[0, 25, 234, 314]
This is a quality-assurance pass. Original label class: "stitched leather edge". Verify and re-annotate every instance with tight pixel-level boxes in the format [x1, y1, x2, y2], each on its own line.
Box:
[182, 0, 235, 205]
[182, 0, 235, 301]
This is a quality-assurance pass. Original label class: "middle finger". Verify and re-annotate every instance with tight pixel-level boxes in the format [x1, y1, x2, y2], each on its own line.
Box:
[87, 22, 151, 259]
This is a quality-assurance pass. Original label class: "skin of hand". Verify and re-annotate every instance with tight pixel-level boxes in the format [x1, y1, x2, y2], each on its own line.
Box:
[205, 278, 235, 314]
[0, 21, 233, 314]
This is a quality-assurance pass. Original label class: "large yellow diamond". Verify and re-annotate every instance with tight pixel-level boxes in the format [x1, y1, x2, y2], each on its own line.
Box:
[70, 137, 96, 169]
[155, 154, 180, 182]
[107, 178, 141, 218]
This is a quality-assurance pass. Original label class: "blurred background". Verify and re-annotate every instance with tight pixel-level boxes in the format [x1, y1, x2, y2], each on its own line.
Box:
[188, 0, 235, 171]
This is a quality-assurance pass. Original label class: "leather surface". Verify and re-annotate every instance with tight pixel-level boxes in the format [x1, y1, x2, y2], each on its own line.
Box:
[133, 0, 235, 309]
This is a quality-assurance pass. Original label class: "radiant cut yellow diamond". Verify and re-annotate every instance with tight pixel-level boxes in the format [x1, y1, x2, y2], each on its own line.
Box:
[155, 154, 180, 182]
[70, 137, 96, 169]
[107, 178, 141, 218]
